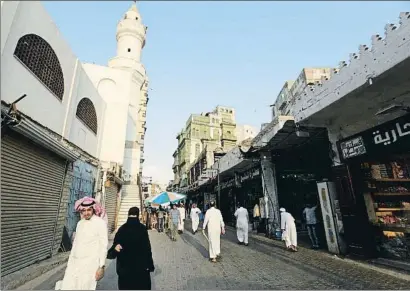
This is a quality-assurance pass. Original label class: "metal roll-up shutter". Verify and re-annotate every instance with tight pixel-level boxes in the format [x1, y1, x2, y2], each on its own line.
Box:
[1, 131, 66, 276]
[105, 184, 117, 233]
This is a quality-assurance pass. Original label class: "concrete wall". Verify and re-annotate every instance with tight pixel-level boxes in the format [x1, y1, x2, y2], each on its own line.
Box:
[68, 65, 107, 157]
[82, 63, 131, 165]
[1, 1, 77, 136]
[292, 12, 410, 124]
[1, 1, 106, 158]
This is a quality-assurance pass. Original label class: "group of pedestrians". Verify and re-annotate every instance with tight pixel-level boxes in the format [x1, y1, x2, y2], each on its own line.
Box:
[55, 197, 155, 291]
[56, 194, 321, 290]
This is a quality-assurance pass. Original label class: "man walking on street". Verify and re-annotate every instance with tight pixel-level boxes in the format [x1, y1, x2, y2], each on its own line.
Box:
[107, 207, 155, 290]
[56, 197, 108, 290]
[303, 203, 320, 249]
[178, 202, 186, 233]
[280, 207, 298, 252]
[157, 206, 165, 233]
[190, 203, 202, 234]
[234, 202, 249, 246]
[169, 203, 181, 241]
[203, 201, 225, 263]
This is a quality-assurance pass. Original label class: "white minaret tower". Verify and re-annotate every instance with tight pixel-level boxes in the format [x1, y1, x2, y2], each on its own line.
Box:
[108, 1, 147, 71]
[109, 1, 148, 185]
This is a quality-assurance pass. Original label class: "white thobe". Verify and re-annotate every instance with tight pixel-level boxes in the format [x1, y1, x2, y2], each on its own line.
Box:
[57, 215, 108, 290]
[281, 212, 297, 247]
[178, 207, 186, 231]
[234, 207, 249, 244]
[203, 207, 225, 259]
[190, 207, 201, 232]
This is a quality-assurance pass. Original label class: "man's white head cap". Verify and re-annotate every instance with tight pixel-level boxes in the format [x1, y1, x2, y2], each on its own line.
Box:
[280, 208, 286, 212]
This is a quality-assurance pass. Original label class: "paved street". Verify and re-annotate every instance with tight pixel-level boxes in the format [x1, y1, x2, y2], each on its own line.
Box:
[21, 220, 410, 290]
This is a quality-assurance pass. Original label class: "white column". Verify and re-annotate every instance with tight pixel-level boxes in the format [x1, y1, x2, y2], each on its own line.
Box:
[260, 152, 280, 233]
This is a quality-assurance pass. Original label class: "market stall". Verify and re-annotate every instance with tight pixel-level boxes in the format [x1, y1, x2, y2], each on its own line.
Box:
[337, 113, 410, 261]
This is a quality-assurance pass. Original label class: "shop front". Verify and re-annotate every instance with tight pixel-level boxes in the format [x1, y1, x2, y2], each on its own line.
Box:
[217, 177, 236, 226]
[237, 166, 265, 232]
[272, 128, 333, 248]
[336, 113, 410, 262]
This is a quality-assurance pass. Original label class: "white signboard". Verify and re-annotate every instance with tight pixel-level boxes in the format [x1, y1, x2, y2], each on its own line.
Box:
[340, 136, 366, 159]
[317, 182, 340, 254]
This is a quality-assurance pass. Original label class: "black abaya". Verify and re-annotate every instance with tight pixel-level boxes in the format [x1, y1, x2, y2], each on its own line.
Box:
[107, 218, 155, 290]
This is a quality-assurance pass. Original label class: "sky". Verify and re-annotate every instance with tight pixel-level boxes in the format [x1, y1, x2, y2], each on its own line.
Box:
[43, 1, 408, 184]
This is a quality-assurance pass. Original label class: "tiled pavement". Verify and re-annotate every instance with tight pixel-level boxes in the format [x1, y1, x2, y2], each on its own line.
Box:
[27, 220, 410, 290]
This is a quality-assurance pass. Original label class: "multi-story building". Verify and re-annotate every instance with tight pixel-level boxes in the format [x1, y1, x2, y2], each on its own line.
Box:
[272, 80, 294, 119]
[172, 106, 238, 190]
[274, 68, 333, 116]
[141, 176, 153, 199]
[235, 125, 258, 144]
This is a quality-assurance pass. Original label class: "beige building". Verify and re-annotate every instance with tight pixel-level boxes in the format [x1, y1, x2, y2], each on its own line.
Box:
[273, 68, 333, 117]
[236, 125, 258, 144]
[172, 106, 238, 189]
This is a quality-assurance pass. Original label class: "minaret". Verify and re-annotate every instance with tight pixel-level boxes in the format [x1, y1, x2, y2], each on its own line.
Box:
[110, 1, 148, 184]
[108, 1, 147, 72]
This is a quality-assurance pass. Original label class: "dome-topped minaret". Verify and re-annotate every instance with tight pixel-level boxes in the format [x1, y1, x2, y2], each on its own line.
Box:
[108, 1, 147, 72]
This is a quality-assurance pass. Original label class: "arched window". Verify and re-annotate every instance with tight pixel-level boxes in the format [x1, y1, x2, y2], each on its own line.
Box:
[76, 98, 98, 134]
[195, 144, 200, 157]
[14, 34, 64, 100]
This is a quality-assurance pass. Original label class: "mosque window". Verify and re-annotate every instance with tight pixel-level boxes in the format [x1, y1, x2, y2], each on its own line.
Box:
[128, 48, 131, 52]
[136, 17, 139, 20]
[76, 98, 98, 134]
[14, 34, 64, 100]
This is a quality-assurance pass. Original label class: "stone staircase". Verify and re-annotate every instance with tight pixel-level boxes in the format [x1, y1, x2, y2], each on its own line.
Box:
[117, 184, 142, 229]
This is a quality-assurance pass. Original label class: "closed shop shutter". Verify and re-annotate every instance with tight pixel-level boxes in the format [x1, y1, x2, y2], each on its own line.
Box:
[105, 184, 118, 233]
[1, 131, 66, 276]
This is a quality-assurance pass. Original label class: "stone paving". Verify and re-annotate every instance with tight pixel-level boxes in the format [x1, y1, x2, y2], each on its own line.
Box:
[26, 220, 410, 290]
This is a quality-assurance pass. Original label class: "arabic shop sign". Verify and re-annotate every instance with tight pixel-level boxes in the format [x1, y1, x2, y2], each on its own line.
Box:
[240, 167, 261, 182]
[337, 114, 410, 162]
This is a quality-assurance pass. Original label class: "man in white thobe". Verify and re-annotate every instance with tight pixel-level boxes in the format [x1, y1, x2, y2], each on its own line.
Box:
[56, 197, 108, 290]
[190, 203, 201, 234]
[203, 201, 225, 263]
[280, 207, 297, 252]
[234, 203, 249, 246]
[178, 203, 186, 233]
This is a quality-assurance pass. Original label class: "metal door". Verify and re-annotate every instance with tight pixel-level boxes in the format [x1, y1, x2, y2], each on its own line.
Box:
[65, 160, 97, 241]
[1, 131, 66, 276]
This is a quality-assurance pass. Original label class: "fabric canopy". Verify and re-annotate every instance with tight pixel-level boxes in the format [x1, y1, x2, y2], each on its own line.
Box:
[146, 191, 186, 206]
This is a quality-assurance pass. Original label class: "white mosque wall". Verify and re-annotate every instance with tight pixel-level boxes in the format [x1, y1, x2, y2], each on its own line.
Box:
[82, 63, 132, 165]
[0, 1, 106, 158]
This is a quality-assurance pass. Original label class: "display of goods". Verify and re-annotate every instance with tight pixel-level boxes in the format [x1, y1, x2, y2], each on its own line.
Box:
[402, 202, 410, 209]
[371, 165, 382, 179]
[380, 186, 409, 193]
[391, 161, 407, 179]
[377, 202, 401, 208]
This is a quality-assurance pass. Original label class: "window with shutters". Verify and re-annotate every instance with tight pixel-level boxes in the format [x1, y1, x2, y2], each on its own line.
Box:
[76, 98, 98, 134]
[14, 34, 65, 100]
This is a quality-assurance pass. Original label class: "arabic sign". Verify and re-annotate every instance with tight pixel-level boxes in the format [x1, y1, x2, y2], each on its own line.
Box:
[337, 114, 410, 162]
[340, 136, 367, 159]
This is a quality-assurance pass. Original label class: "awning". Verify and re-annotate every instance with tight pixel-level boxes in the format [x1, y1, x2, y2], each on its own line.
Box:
[1, 106, 79, 162]
[263, 120, 328, 151]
